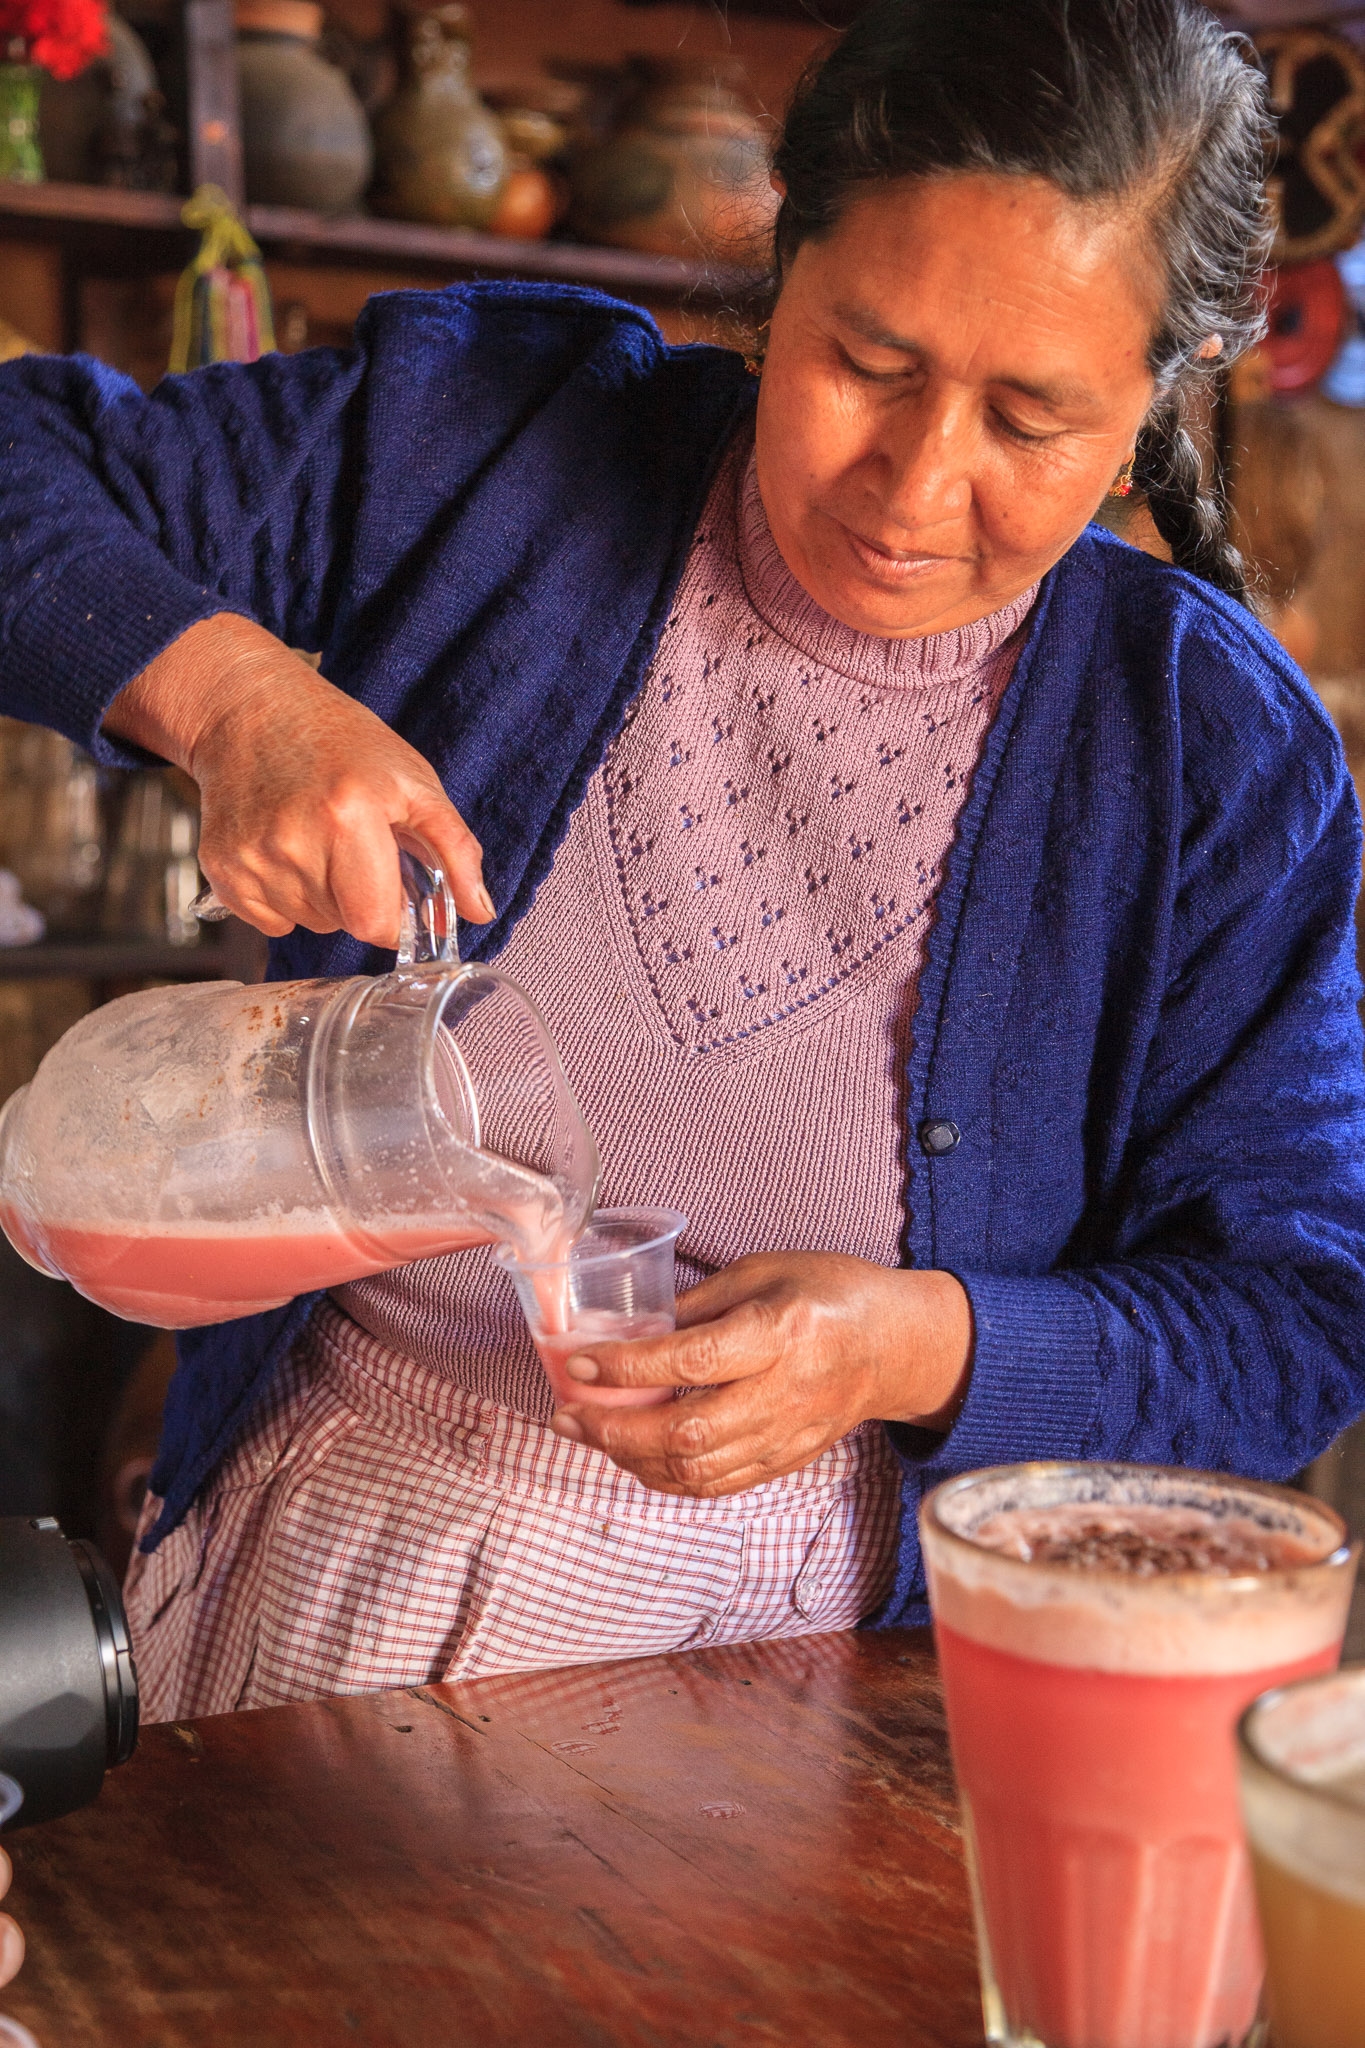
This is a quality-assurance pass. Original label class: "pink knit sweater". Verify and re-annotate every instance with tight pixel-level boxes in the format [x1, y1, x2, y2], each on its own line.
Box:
[337, 436, 1035, 1410]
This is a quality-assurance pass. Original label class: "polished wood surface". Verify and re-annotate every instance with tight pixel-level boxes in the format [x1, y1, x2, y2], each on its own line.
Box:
[2, 1629, 979, 2047]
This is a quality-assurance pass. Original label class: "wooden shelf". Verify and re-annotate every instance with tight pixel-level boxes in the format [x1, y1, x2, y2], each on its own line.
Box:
[0, 936, 231, 981]
[0, 182, 185, 232]
[0, 179, 764, 303]
[246, 203, 761, 301]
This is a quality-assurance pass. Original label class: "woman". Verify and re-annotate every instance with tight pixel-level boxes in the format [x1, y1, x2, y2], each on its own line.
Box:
[2, 0, 1363, 1716]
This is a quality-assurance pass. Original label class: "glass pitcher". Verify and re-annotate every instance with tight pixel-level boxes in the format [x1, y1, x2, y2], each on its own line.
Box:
[0, 854, 599, 1327]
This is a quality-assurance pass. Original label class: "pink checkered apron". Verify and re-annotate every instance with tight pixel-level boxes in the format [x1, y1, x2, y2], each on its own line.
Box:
[126, 1303, 904, 1720]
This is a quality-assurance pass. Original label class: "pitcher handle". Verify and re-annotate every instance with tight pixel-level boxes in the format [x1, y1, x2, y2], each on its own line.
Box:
[396, 840, 460, 968]
[193, 835, 460, 967]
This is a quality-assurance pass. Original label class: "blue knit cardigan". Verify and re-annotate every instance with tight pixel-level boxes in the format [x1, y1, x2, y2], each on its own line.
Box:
[3, 283, 1364, 1626]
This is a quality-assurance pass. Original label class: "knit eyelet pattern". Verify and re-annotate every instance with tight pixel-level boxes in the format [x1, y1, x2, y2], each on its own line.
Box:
[599, 439, 1037, 1053]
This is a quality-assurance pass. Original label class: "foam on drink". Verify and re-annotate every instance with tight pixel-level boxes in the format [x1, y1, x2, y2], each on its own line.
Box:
[930, 1477, 1348, 1677]
[974, 1499, 1329, 1572]
[1241, 1667, 1365, 1907]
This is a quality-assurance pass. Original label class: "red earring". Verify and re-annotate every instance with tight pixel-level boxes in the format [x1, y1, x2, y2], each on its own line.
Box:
[1109, 454, 1136, 499]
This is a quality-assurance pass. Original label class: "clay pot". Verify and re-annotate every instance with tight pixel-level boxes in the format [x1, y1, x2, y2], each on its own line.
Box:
[370, 3, 507, 231]
[567, 57, 776, 263]
[480, 78, 575, 167]
[488, 165, 557, 241]
[482, 78, 574, 241]
[236, 0, 372, 214]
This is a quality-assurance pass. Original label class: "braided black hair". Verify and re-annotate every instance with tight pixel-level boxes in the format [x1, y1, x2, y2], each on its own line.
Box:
[770, 0, 1274, 603]
[1132, 396, 1242, 596]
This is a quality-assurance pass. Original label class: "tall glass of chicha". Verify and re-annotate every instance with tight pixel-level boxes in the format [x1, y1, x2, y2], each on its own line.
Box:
[919, 1464, 1358, 2048]
[1238, 1663, 1365, 2048]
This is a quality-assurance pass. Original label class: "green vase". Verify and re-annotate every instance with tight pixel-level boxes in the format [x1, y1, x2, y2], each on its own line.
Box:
[0, 64, 44, 184]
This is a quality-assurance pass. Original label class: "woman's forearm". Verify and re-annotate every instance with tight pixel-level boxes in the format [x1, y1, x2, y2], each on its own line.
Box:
[103, 614, 496, 942]
[102, 614, 309, 771]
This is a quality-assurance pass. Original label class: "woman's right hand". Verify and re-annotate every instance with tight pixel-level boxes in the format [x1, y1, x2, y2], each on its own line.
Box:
[104, 613, 495, 947]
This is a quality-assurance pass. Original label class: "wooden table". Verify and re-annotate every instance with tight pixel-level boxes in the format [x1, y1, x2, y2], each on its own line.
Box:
[2, 1630, 980, 2048]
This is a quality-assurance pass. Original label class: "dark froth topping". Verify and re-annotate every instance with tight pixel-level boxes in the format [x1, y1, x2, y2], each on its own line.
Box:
[971, 1506, 1324, 1577]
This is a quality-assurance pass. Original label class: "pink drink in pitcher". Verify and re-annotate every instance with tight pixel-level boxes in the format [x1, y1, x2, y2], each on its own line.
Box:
[12, 1213, 498, 1323]
[921, 1467, 1358, 2048]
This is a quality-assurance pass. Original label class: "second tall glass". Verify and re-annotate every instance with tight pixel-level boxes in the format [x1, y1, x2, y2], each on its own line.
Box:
[1239, 1662, 1365, 2048]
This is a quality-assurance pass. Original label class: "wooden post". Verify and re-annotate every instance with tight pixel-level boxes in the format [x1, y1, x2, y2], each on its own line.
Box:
[184, 0, 245, 208]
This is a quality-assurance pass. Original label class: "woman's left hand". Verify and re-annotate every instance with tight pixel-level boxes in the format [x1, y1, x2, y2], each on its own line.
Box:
[548, 1252, 973, 1496]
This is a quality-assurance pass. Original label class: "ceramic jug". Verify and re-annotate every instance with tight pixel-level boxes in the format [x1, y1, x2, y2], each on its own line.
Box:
[567, 57, 776, 262]
[369, 2, 506, 230]
[236, 0, 372, 213]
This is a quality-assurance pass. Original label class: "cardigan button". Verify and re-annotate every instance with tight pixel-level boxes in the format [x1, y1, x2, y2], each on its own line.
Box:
[919, 1119, 961, 1157]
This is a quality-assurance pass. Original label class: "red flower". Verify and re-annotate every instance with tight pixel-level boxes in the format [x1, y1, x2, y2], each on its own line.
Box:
[0, 0, 108, 81]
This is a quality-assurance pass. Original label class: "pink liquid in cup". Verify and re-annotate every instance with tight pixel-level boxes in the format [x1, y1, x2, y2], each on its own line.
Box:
[499, 1206, 686, 1412]
[529, 1306, 676, 1409]
[922, 1471, 1357, 2048]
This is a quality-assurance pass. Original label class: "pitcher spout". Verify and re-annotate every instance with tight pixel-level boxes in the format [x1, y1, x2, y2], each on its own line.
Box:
[305, 960, 599, 1265]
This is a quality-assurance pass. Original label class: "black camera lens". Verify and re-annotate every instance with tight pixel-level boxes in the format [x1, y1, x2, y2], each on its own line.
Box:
[0, 1516, 139, 1828]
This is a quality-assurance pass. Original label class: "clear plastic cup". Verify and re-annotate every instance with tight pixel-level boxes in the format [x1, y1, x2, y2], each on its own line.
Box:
[920, 1462, 1357, 2048]
[496, 1206, 686, 1409]
[1239, 1662, 1365, 2048]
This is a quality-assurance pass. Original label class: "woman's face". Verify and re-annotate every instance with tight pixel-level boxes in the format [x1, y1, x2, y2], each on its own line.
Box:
[755, 172, 1161, 638]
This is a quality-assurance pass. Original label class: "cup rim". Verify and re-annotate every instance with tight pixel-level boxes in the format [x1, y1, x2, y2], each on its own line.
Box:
[494, 1205, 687, 1273]
[1237, 1660, 1365, 1812]
[920, 1460, 1355, 1593]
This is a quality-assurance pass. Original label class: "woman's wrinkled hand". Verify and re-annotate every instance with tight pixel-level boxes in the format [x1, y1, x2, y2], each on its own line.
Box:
[104, 614, 494, 948]
[547, 1251, 973, 1497]
[0, 1848, 24, 1988]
